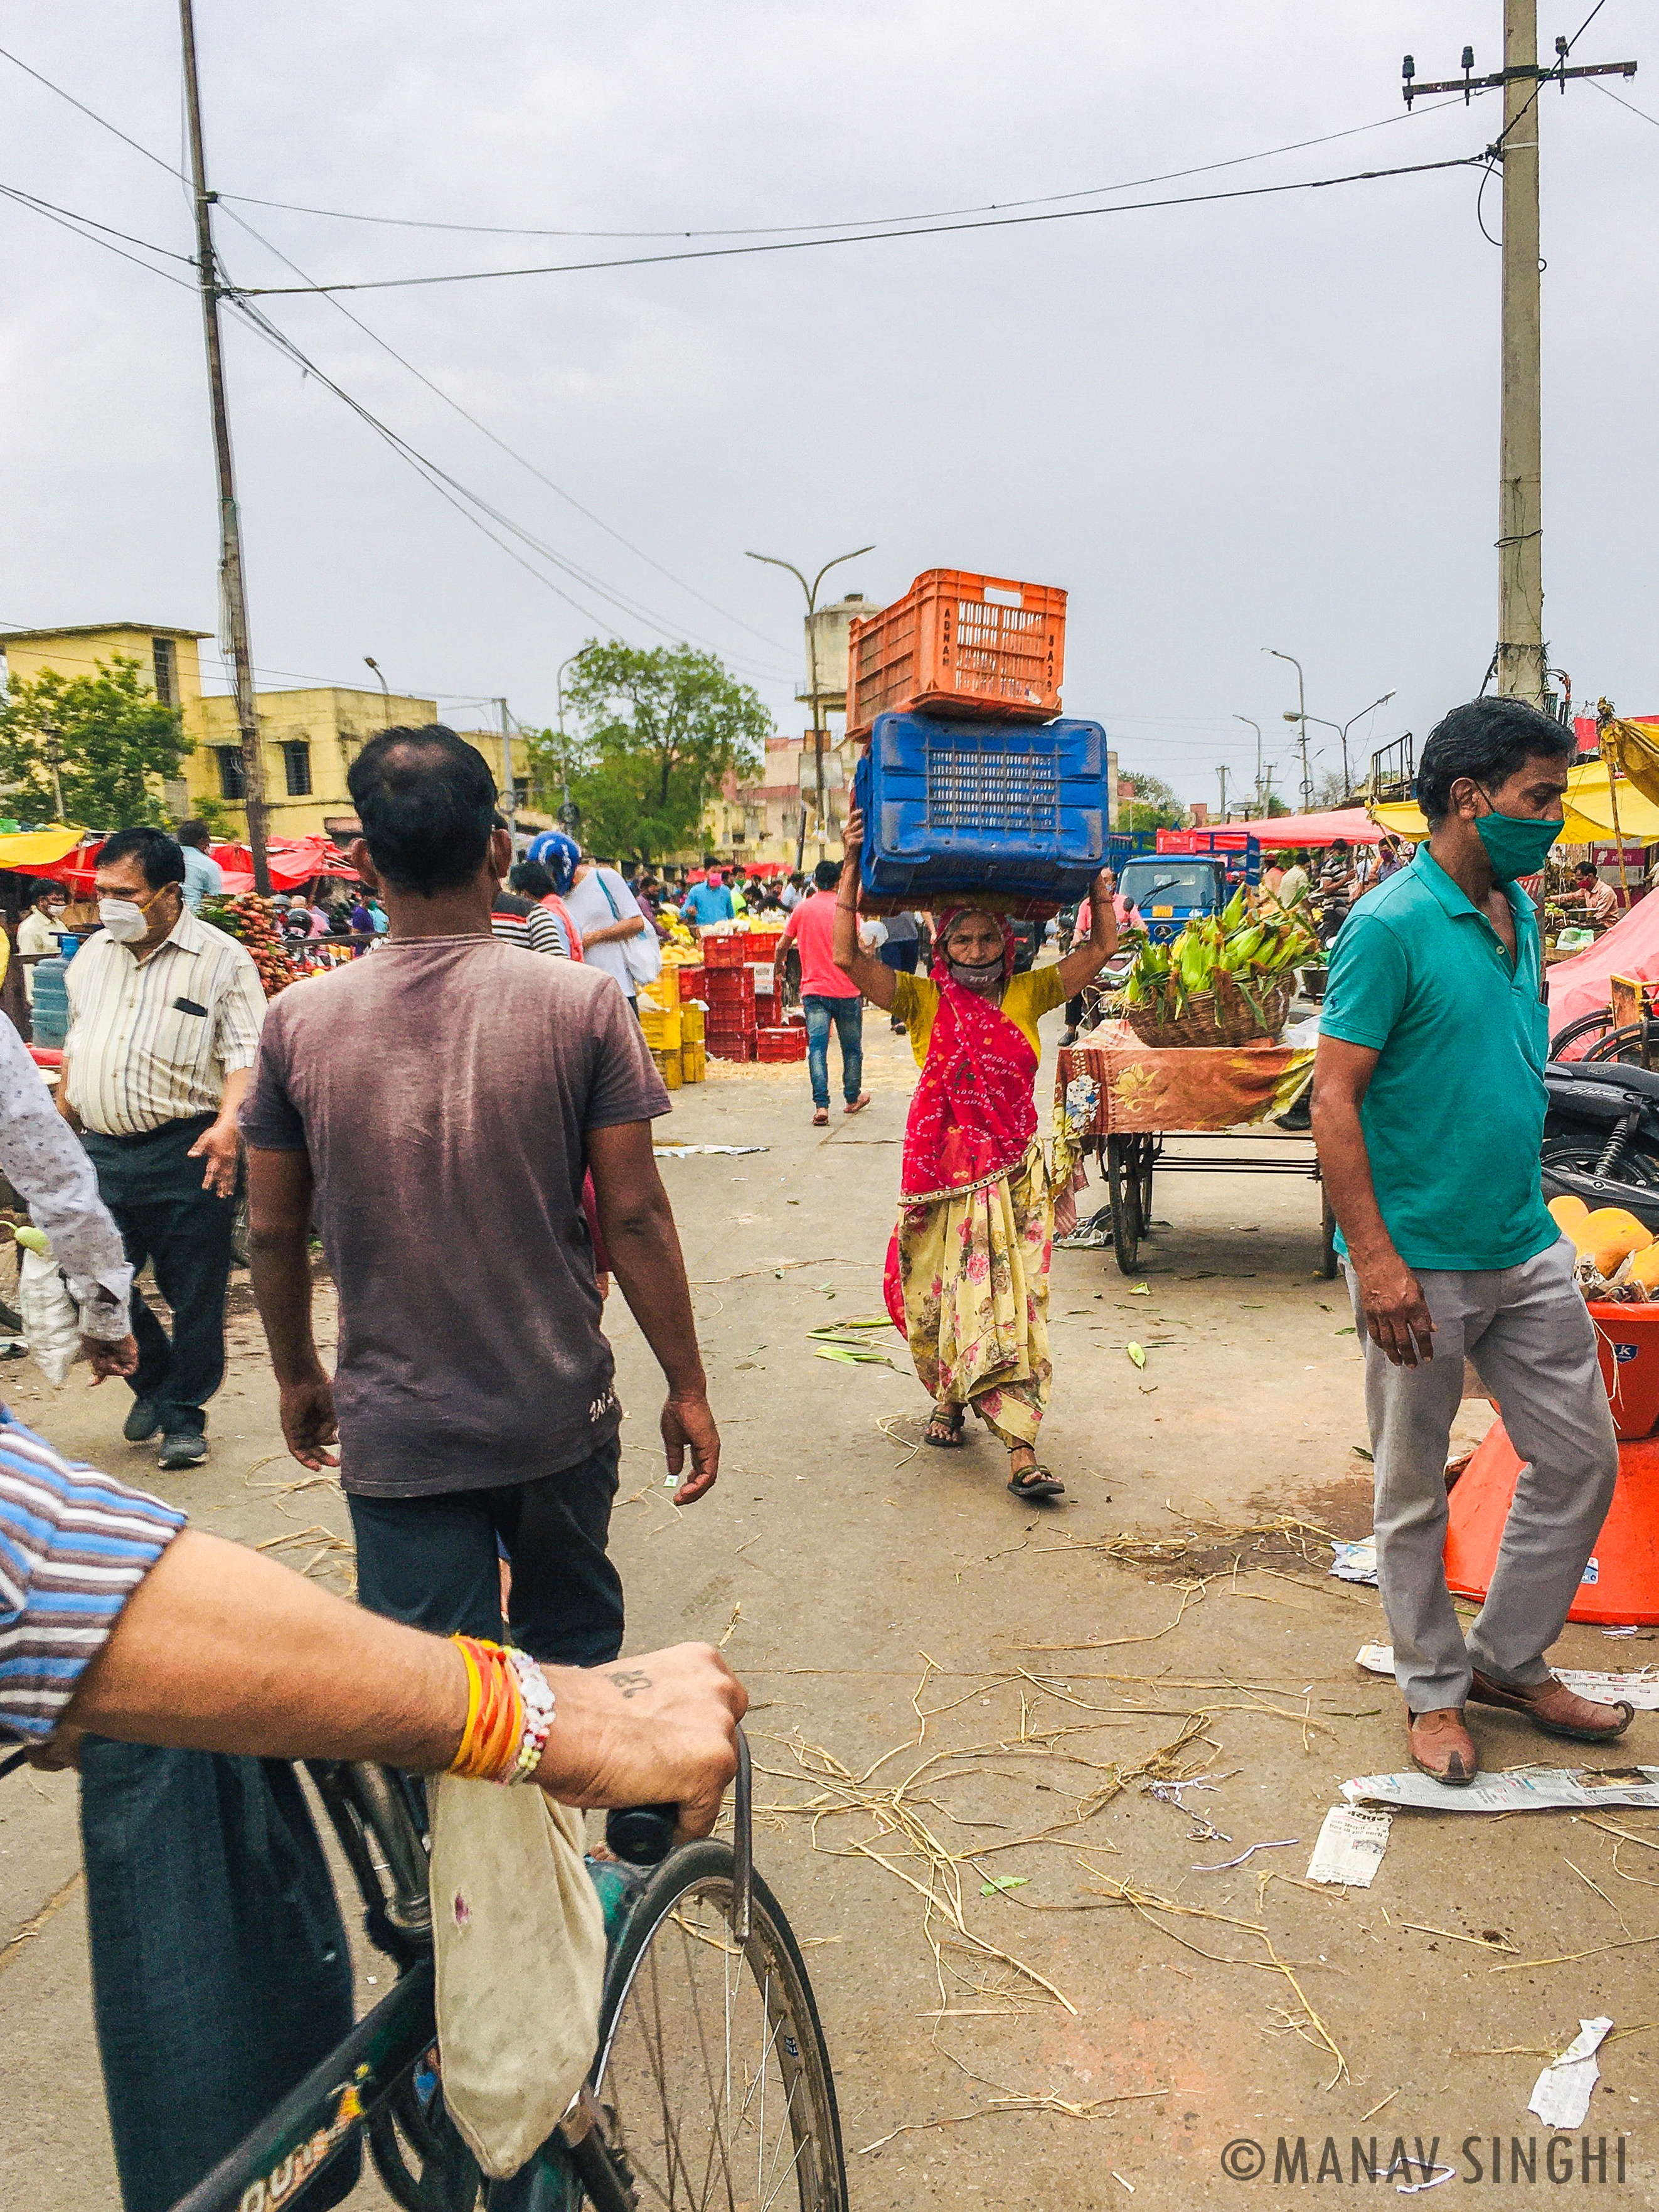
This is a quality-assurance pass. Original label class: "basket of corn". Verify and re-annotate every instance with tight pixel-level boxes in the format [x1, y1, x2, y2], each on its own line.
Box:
[1121, 890, 1316, 1047]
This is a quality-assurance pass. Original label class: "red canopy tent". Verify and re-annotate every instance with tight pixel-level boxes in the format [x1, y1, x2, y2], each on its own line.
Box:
[1246, 807, 1386, 849]
[23, 834, 358, 898]
[1548, 890, 1659, 1047]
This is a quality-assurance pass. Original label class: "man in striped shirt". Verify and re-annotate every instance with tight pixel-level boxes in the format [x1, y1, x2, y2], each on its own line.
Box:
[58, 826, 267, 1470]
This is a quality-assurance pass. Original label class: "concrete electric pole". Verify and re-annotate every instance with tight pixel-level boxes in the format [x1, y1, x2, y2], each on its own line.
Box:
[179, 0, 271, 894]
[1217, 763, 1229, 821]
[1496, 0, 1547, 708]
[1402, 17, 1636, 713]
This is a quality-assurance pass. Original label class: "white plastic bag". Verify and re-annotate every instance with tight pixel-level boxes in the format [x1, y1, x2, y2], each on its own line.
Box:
[19, 1245, 83, 1386]
[429, 1775, 607, 2179]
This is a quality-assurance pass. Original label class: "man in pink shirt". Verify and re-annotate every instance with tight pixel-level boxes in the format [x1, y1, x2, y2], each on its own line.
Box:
[777, 859, 872, 1126]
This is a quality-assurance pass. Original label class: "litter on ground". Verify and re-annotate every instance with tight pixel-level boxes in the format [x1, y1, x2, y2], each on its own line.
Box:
[1330, 1536, 1379, 1585]
[1356, 1643, 1659, 1709]
[1342, 1766, 1659, 1814]
[1305, 1805, 1392, 1888]
[1527, 2016, 1614, 2131]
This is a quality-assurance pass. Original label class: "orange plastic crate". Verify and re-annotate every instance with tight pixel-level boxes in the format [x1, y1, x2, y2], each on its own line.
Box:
[846, 570, 1066, 736]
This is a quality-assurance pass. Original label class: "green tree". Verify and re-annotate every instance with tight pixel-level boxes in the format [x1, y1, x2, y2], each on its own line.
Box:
[526, 641, 771, 865]
[0, 654, 188, 829]
[1118, 771, 1187, 834]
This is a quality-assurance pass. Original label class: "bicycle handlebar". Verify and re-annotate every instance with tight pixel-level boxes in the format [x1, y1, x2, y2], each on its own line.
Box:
[603, 1726, 752, 1937]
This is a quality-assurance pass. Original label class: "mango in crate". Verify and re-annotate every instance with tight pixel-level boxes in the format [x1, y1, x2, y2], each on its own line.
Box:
[1547, 1194, 1591, 1236]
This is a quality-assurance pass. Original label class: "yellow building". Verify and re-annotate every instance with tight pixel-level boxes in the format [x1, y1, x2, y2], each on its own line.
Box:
[0, 624, 543, 840]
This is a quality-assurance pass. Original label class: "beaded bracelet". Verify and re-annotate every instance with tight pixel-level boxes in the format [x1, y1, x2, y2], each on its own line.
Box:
[449, 1637, 557, 1784]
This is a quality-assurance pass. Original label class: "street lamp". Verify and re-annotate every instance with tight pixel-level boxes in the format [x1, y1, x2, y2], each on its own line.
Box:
[363, 656, 390, 727]
[745, 545, 874, 865]
[1265, 648, 1311, 809]
[554, 652, 582, 830]
[1302, 695, 1395, 803]
[1233, 715, 1262, 815]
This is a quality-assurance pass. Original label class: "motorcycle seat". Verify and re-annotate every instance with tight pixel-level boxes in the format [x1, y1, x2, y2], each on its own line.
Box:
[1547, 1059, 1659, 1106]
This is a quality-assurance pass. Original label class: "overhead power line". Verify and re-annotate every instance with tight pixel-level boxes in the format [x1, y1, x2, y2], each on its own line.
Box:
[215, 95, 1480, 240]
[232, 154, 1488, 296]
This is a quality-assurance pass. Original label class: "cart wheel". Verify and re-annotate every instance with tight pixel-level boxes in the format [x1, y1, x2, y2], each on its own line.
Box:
[1320, 1188, 1339, 1281]
[1107, 1136, 1142, 1274]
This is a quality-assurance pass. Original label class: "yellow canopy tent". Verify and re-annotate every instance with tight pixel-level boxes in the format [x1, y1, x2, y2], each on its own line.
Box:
[1369, 756, 1659, 848]
[0, 828, 87, 870]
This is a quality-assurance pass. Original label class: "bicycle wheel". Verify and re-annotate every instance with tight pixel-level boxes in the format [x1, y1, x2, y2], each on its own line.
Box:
[589, 1839, 846, 2212]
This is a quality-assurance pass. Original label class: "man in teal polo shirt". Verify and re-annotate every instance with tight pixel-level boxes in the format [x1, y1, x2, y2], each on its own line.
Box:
[1313, 695, 1631, 1785]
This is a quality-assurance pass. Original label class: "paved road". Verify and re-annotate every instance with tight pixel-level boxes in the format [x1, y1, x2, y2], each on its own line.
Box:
[3, 1007, 1655, 2208]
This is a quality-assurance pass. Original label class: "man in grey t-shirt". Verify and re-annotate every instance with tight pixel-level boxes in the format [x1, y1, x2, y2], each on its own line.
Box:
[241, 725, 718, 1667]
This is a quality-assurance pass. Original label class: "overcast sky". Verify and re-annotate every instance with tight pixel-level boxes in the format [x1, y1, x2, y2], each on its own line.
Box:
[3, 2, 1654, 807]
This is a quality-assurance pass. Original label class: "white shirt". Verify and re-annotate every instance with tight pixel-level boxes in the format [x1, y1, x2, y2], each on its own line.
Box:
[16, 911, 60, 1006]
[64, 907, 267, 1136]
[564, 868, 646, 1000]
[0, 1018, 131, 1337]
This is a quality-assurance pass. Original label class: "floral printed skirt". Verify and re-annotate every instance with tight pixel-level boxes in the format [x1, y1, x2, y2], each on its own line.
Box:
[896, 1142, 1053, 1447]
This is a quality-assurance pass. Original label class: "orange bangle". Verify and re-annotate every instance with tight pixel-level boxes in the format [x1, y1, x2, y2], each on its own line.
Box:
[449, 1638, 528, 1782]
[451, 1637, 485, 1771]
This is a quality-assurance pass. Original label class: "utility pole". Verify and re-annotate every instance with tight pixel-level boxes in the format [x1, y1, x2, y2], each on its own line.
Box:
[554, 653, 579, 829]
[746, 546, 873, 868]
[1217, 764, 1229, 821]
[179, 0, 270, 894]
[496, 698, 516, 839]
[1402, 20, 1635, 712]
[1233, 715, 1262, 815]
[1497, 0, 1547, 708]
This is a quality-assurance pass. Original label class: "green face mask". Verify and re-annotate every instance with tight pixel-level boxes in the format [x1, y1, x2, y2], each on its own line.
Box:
[1474, 790, 1563, 882]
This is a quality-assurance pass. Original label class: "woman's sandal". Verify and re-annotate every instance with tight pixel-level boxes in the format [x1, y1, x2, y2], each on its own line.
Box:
[924, 1407, 966, 1450]
[1007, 1463, 1065, 1499]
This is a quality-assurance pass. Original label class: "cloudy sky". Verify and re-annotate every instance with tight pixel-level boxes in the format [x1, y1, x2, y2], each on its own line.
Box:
[3, 1, 1653, 807]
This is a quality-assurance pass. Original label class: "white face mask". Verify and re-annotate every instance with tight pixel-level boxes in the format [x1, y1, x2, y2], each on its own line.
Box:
[99, 896, 156, 943]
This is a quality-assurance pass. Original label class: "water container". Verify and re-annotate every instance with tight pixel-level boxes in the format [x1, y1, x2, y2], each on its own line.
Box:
[855, 712, 1109, 906]
[31, 955, 70, 1050]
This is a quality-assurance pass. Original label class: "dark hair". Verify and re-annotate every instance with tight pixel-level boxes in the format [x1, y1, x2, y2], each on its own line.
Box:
[813, 860, 840, 891]
[509, 858, 555, 898]
[346, 725, 496, 893]
[1576, 862, 1599, 880]
[1416, 697, 1576, 826]
[177, 819, 212, 851]
[99, 826, 186, 890]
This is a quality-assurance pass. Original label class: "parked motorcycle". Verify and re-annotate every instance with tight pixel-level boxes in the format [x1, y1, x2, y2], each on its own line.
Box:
[1541, 1058, 1659, 1229]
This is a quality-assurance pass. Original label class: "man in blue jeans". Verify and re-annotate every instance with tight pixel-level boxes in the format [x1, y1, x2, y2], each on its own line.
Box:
[777, 858, 871, 1126]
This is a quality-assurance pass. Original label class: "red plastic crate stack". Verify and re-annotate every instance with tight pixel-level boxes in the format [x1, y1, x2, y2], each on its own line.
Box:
[704, 964, 756, 1061]
[757, 1027, 806, 1064]
[700, 932, 752, 968]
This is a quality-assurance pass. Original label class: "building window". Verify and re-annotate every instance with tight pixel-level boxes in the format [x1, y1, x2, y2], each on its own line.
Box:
[216, 746, 245, 800]
[283, 742, 312, 797]
[151, 636, 176, 708]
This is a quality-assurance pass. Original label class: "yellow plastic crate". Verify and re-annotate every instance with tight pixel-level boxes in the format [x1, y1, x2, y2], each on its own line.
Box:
[639, 1007, 683, 1050]
[641, 966, 680, 1009]
[679, 1001, 705, 1044]
[652, 1047, 683, 1090]
[681, 1041, 706, 1085]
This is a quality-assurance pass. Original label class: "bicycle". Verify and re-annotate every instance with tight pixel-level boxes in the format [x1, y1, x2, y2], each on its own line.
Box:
[65, 1727, 848, 2212]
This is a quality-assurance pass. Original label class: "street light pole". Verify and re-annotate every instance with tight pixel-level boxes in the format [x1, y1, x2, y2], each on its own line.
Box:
[179, 0, 270, 895]
[1266, 648, 1311, 809]
[497, 698, 516, 838]
[1233, 715, 1262, 815]
[554, 652, 580, 828]
[745, 546, 874, 867]
[363, 656, 390, 728]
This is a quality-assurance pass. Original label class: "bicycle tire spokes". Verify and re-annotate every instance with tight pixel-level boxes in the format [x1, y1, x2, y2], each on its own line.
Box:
[597, 1874, 841, 2212]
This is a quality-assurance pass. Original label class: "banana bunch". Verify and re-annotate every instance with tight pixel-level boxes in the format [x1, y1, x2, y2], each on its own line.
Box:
[1122, 891, 1318, 1027]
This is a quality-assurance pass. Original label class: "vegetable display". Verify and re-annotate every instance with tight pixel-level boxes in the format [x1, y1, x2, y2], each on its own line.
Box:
[200, 892, 298, 1000]
[1121, 887, 1319, 1029]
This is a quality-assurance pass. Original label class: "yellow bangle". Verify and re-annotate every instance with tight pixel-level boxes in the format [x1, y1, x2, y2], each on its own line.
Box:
[451, 1635, 484, 1771]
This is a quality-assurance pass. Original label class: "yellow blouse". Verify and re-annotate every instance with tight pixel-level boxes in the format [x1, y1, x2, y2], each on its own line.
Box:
[890, 965, 1069, 1069]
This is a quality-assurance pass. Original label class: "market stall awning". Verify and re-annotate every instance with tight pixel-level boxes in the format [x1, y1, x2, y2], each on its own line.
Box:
[0, 828, 88, 872]
[1249, 807, 1388, 848]
[1549, 885, 1659, 1040]
[1370, 762, 1659, 849]
[16, 832, 360, 899]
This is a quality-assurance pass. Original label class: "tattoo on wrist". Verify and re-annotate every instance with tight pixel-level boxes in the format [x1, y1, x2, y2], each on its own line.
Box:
[608, 1669, 652, 1699]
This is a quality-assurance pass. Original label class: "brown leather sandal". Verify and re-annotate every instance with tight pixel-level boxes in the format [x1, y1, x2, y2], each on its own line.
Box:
[1469, 1669, 1635, 1743]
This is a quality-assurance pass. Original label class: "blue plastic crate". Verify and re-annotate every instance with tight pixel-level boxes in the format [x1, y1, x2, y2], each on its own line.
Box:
[855, 712, 1109, 905]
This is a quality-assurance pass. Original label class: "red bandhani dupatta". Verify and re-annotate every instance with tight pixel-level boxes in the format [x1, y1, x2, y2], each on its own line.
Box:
[899, 911, 1038, 1205]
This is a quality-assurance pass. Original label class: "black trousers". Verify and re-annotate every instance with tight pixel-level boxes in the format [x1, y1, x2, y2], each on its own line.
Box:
[348, 1433, 626, 1667]
[83, 1114, 236, 1436]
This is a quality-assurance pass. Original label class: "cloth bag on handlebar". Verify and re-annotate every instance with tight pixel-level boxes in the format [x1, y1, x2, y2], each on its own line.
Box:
[429, 1774, 607, 2177]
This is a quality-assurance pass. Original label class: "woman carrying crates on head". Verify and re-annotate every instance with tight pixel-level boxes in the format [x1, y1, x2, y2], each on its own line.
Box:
[833, 808, 1118, 1501]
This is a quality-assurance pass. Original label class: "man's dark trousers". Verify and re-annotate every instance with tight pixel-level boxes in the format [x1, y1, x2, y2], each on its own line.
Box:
[349, 1433, 626, 1667]
[82, 1113, 236, 1436]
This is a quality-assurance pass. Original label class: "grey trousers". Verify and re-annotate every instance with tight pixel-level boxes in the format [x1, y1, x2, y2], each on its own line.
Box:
[1346, 1236, 1618, 1712]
